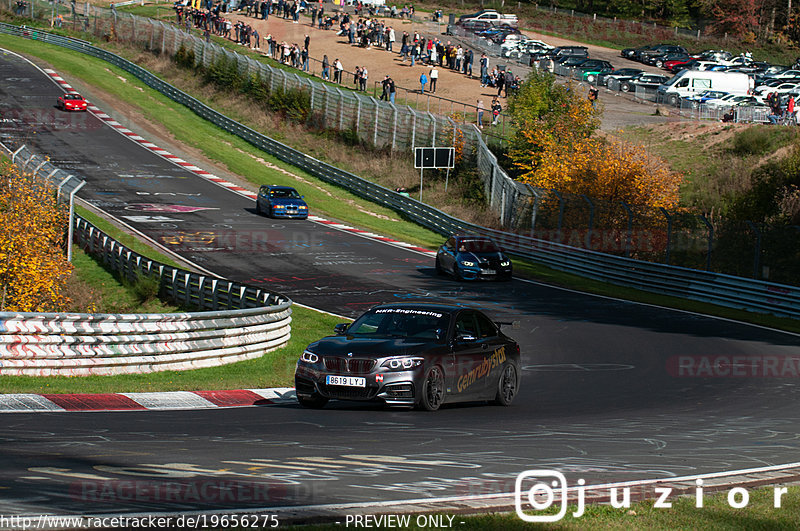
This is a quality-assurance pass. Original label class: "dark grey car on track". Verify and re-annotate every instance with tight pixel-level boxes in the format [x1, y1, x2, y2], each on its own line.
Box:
[294, 303, 521, 411]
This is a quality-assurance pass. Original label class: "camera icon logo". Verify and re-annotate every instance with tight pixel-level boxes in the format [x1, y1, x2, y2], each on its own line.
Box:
[515, 470, 568, 522]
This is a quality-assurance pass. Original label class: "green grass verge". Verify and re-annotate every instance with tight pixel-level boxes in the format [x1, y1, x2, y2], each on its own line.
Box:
[76, 205, 183, 268]
[0, 304, 343, 393]
[68, 247, 182, 314]
[301, 485, 800, 530]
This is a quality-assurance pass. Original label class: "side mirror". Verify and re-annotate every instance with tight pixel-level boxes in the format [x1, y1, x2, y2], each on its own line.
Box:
[334, 323, 349, 335]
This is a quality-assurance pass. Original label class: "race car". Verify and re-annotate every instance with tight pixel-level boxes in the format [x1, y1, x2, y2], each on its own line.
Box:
[295, 303, 521, 411]
[255, 184, 309, 219]
[56, 92, 87, 112]
[435, 234, 513, 280]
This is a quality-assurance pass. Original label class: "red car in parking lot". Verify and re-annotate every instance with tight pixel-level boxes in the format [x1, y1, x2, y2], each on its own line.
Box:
[57, 92, 87, 112]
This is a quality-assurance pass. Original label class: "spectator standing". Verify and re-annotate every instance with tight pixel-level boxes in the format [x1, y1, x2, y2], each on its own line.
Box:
[322, 54, 330, 80]
[496, 71, 505, 96]
[419, 72, 428, 94]
[504, 69, 514, 98]
[465, 49, 473, 77]
[429, 66, 438, 93]
[588, 87, 598, 108]
[334, 58, 344, 83]
[387, 27, 395, 51]
[380, 75, 390, 100]
[388, 76, 396, 103]
[359, 66, 368, 91]
[477, 99, 484, 129]
[491, 97, 502, 125]
[480, 53, 489, 87]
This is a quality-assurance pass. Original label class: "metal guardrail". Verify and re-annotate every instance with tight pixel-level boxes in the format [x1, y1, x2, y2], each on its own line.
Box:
[3, 24, 800, 318]
[0, 143, 293, 376]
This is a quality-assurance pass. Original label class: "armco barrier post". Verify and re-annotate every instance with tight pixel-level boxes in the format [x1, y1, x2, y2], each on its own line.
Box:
[660, 207, 672, 265]
[745, 220, 762, 280]
[700, 214, 714, 271]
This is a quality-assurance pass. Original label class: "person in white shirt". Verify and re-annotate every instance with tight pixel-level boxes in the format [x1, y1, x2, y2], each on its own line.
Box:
[429, 66, 439, 93]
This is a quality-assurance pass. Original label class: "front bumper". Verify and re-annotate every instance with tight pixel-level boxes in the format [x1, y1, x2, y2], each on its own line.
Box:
[295, 364, 419, 406]
[456, 265, 513, 281]
[271, 208, 308, 219]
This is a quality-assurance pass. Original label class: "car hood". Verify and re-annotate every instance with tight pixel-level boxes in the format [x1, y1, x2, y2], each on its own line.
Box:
[308, 336, 439, 358]
[455, 251, 507, 261]
[270, 197, 306, 206]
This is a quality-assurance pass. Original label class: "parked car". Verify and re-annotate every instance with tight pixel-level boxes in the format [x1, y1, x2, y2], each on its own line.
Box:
[549, 45, 589, 59]
[637, 44, 688, 64]
[683, 90, 730, 108]
[704, 94, 760, 109]
[459, 19, 493, 32]
[572, 59, 614, 83]
[620, 73, 669, 93]
[646, 52, 692, 69]
[621, 44, 658, 60]
[435, 234, 513, 281]
[659, 71, 753, 106]
[255, 185, 309, 219]
[459, 9, 518, 26]
[294, 303, 522, 410]
[599, 67, 643, 87]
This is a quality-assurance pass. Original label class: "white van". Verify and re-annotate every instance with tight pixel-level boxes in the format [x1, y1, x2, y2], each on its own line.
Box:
[658, 71, 754, 106]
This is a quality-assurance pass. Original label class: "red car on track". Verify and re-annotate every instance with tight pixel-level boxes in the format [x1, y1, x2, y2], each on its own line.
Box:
[57, 92, 87, 111]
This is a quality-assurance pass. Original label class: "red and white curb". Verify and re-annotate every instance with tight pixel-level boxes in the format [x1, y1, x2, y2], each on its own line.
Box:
[0, 387, 296, 412]
[43, 68, 437, 258]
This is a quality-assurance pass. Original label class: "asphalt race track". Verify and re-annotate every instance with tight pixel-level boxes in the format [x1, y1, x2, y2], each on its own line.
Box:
[1, 48, 800, 518]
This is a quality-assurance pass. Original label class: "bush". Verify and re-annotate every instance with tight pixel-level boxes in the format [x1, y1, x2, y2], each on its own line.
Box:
[728, 126, 797, 157]
[174, 44, 195, 69]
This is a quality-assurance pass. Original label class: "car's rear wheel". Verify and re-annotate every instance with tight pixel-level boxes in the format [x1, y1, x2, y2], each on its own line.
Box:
[297, 394, 328, 409]
[493, 364, 518, 406]
[621, 82, 631, 93]
[418, 366, 445, 411]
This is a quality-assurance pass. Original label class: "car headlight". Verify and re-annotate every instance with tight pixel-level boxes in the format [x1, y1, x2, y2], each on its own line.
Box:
[300, 350, 319, 363]
[460, 260, 476, 267]
[273, 204, 286, 209]
[500, 260, 511, 267]
[298, 205, 308, 210]
[381, 357, 424, 371]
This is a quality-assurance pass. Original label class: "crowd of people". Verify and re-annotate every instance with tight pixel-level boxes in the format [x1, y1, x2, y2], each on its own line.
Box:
[766, 92, 798, 125]
[173, 0, 515, 127]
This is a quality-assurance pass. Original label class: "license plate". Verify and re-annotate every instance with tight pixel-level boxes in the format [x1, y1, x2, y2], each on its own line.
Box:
[481, 269, 496, 274]
[326, 375, 366, 387]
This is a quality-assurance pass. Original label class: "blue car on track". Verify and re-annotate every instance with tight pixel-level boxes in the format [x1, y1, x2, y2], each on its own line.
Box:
[256, 185, 309, 219]
[435, 234, 513, 281]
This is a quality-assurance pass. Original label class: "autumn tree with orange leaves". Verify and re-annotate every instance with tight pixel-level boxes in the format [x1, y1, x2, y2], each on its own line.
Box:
[0, 161, 72, 312]
[507, 70, 682, 209]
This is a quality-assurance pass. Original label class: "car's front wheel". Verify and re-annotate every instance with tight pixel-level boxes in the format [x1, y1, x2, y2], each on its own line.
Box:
[417, 366, 445, 411]
[255, 201, 262, 215]
[493, 364, 518, 406]
[297, 394, 328, 409]
[435, 256, 446, 276]
[621, 82, 631, 92]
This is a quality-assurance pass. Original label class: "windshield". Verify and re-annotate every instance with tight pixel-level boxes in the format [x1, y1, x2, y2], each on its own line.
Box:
[269, 189, 301, 199]
[457, 239, 501, 253]
[347, 309, 450, 340]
